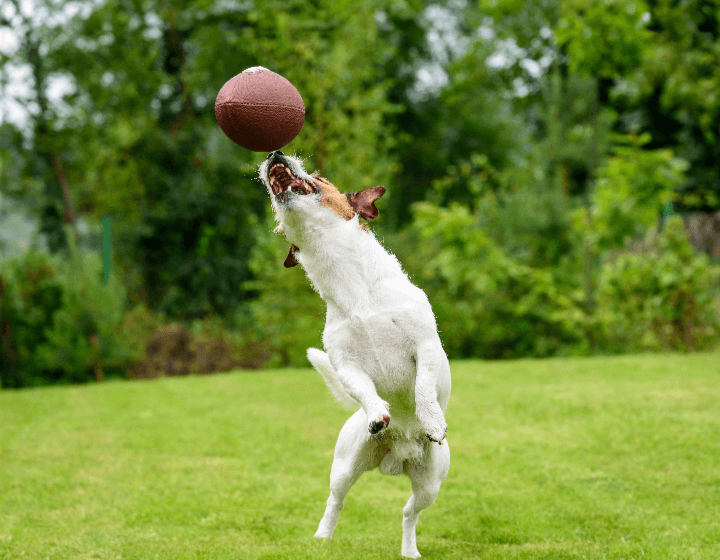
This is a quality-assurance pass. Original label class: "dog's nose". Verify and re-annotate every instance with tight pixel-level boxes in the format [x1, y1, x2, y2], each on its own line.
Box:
[267, 150, 284, 160]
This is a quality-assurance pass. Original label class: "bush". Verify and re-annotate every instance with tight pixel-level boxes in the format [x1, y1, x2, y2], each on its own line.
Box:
[0, 231, 268, 388]
[128, 317, 260, 379]
[0, 227, 133, 387]
[580, 133, 688, 251]
[398, 201, 586, 359]
[1, 250, 63, 387]
[596, 216, 720, 353]
[237, 214, 325, 368]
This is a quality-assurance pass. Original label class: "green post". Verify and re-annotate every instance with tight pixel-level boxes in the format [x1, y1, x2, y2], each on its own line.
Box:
[102, 216, 111, 284]
[663, 199, 674, 218]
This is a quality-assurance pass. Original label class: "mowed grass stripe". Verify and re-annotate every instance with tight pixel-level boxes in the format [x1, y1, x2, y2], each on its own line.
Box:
[1, 353, 719, 559]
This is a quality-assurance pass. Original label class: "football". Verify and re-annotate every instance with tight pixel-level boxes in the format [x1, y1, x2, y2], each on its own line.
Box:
[215, 67, 305, 152]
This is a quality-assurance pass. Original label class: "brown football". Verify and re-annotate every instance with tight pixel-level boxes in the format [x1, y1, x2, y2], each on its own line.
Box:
[215, 67, 305, 152]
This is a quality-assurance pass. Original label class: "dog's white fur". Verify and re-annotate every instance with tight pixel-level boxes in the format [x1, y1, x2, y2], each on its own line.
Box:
[259, 153, 450, 559]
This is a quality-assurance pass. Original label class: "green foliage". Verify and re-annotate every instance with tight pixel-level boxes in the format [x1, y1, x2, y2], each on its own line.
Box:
[642, 0, 720, 145]
[619, 0, 720, 210]
[0, 249, 63, 387]
[597, 217, 720, 352]
[385, 20, 528, 226]
[239, 214, 325, 368]
[557, 0, 650, 79]
[37, 227, 134, 382]
[114, 302, 168, 366]
[539, 72, 618, 197]
[576, 133, 688, 250]
[404, 198, 585, 359]
[431, 153, 575, 268]
[0, 228, 133, 387]
[397, 144, 718, 359]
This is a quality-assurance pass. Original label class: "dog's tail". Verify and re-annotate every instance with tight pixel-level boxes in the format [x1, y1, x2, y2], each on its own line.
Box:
[307, 348, 359, 409]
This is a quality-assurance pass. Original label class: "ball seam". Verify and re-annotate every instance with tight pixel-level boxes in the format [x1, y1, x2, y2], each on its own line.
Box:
[218, 102, 304, 111]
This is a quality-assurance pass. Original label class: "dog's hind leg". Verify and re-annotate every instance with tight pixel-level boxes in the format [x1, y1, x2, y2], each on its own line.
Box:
[315, 409, 383, 539]
[401, 440, 450, 559]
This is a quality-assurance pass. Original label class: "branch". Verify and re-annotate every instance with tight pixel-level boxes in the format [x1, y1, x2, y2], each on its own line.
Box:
[50, 153, 79, 240]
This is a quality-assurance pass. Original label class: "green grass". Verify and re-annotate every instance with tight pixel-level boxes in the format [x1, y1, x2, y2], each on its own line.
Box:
[1, 353, 719, 559]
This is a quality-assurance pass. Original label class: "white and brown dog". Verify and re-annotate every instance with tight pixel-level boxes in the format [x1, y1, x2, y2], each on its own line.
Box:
[259, 151, 451, 559]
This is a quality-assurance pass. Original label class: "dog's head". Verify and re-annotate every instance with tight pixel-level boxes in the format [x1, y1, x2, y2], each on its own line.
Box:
[258, 151, 386, 267]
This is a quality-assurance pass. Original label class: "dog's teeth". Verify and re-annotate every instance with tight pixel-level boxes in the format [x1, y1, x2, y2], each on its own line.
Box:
[266, 160, 315, 198]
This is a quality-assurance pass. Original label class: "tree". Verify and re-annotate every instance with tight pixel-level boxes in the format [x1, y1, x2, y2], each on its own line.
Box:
[3, 0, 414, 322]
[0, 0, 82, 253]
[635, 0, 720, 211]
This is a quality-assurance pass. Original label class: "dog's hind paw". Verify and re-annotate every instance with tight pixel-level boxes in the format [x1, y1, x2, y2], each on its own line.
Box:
[314, 529, 333, 539]
[369, 413, 390, 435]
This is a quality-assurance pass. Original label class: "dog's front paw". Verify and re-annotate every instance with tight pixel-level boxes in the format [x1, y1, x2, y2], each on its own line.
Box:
[425, 422, 447, 444]
[369, 412, 390, 434]
[417, 401, 447, 444]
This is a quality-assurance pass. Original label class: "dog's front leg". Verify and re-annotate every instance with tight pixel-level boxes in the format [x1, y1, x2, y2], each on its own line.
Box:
[415, 339, 448, 443]
[334, 361, 391, 434]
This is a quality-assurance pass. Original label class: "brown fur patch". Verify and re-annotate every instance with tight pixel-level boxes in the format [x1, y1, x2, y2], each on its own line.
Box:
[314, 176, 356, 221]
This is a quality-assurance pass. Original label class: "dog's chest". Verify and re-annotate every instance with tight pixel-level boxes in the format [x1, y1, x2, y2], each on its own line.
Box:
[295, 222, 431, 387]
[324, 304, 420, 386]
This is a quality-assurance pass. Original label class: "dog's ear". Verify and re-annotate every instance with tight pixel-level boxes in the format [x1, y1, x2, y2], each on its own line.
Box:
[284, 244, 300, 268]
[347, 186, 386, 220]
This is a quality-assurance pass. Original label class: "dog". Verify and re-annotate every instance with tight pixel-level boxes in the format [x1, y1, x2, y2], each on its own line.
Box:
[259, 151, 451, 559]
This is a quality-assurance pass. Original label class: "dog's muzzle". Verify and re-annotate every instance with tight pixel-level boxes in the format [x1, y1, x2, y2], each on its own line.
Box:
[266, 152, 316, 203]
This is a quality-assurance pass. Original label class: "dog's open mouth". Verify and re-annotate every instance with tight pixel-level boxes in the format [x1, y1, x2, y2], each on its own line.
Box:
[268, 162, 316, 201]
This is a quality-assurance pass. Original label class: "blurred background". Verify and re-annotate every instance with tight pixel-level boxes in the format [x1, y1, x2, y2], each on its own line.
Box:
[1, 0, 718, 388]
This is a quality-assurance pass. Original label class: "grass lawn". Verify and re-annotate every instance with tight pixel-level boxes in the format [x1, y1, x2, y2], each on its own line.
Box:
[1, 353, 719, 559]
